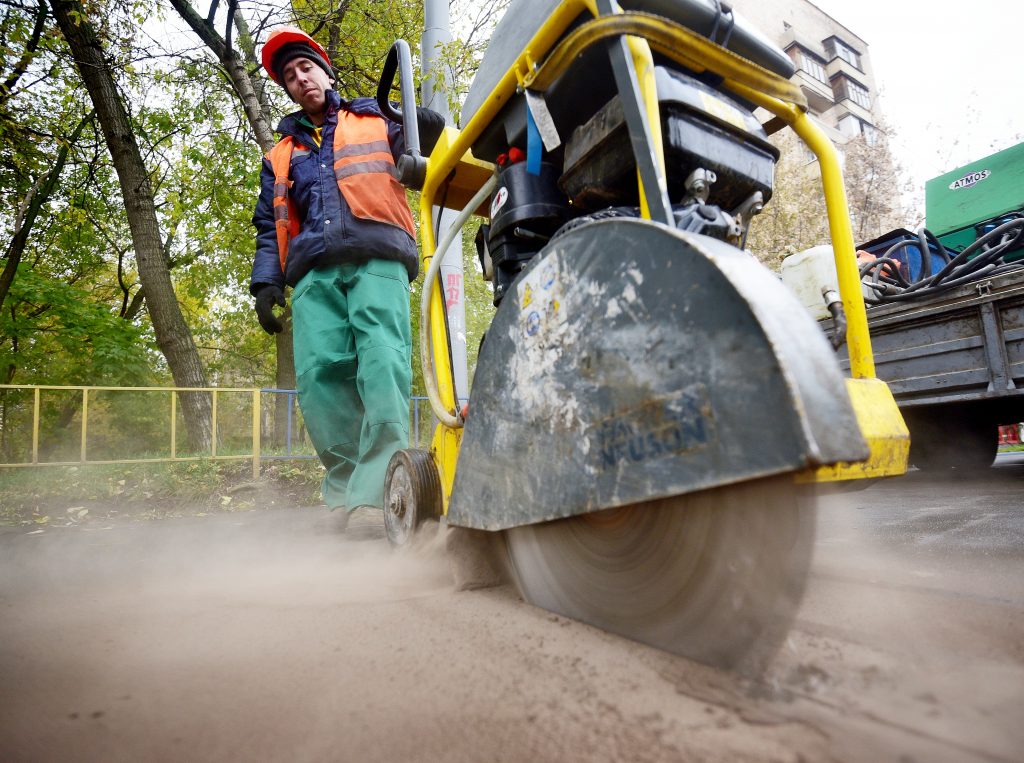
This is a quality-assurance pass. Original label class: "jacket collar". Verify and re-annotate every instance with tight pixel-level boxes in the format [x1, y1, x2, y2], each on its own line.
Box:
[275, 90, 344, 138]
[275, 91, 387, 139]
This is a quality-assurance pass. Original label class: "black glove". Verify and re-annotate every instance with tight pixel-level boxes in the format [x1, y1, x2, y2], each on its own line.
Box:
[416, 106, 446, 156]
[254, 284, 286, 334]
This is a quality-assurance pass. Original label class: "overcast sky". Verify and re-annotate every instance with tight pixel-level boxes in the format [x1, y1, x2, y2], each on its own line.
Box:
[805, 0, 1023, 210]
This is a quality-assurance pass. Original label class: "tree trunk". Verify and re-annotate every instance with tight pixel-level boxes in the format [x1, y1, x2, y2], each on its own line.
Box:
[167, 0, 299, 449]
[50, 0, 212, 451]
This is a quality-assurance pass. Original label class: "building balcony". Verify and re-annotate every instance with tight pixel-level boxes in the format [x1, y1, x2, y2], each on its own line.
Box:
[826, 56, 866, 85]
[793, 70, 835, 114]
[829, 98, 873, 123]
[780, 27, 823, 57]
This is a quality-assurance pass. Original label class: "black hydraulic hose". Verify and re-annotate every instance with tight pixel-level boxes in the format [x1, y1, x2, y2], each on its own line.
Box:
[875, 263, 999, 302]
[921, 227, 953, 265]
[883, 251, 1004, 299]
[924, 229, 950, 261]
[877, 239, 922, 276]
[923, 262, 999, 290]
[987, 262, 1024, 278]
[861, 219, 1023, 304]
[860, 255, 908, 300]
[916, 227, 933, 280]
[926, 218, 1020, 284]
[862, 254, 910, 287]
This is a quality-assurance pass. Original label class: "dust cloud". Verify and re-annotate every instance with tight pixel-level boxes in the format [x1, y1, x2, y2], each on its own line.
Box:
[1, 482, 1020, 762]
[2, 509, 455, 607]
[0, 507, 482, 760]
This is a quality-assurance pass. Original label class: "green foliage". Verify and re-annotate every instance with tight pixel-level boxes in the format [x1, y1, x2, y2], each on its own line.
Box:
[129, 59, 270, 383]
[426, 0, 511, 122]
[0, 266, 151, 385]
[291, 0, 426, 99]
[0, 0, 508, 429]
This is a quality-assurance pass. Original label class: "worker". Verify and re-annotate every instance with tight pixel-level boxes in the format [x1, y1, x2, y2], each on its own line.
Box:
[250, 26, 444, 531]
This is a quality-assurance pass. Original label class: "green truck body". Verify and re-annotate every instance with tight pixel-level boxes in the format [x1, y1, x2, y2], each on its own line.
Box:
[926, 141, 1024, 259]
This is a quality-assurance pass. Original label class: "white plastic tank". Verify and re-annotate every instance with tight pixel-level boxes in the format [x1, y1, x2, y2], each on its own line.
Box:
[780, 245, 840, 321]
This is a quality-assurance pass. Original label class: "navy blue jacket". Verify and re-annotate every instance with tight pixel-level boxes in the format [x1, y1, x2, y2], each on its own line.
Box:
[251, 91, 442, 294]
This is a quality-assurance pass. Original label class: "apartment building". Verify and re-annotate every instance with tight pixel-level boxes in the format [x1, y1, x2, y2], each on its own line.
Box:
[729, 0, 880, 145]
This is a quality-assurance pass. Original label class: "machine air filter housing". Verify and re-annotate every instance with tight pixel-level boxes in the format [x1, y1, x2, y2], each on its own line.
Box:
[560, 67, 778, 212]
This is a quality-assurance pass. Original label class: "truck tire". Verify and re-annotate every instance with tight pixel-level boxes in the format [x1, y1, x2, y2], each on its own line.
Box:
[907, 412, 998, 471]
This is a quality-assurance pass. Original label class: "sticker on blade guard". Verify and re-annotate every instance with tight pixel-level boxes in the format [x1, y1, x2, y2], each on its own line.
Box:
[518, 255, 565, 341]
[590, 384, 714, 470]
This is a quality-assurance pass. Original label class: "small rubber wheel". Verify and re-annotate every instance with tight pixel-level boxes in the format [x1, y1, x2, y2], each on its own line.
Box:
[383, 449, 443, 547]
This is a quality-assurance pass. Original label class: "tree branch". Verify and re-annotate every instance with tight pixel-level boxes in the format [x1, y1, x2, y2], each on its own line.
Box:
[123, 287, 146, 321]
[0, 109, 94, 313]
[166, 0, 275, 150]
[167, 0, 226, 59]
[224, 0, 236, 52]
[0, 0, 47, 107]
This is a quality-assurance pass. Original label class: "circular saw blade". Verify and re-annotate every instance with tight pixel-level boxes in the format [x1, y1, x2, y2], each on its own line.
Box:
[504, 476, 816, 671]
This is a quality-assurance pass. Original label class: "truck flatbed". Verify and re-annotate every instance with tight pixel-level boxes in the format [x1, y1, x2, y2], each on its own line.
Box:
[827, 264, 1024, 469]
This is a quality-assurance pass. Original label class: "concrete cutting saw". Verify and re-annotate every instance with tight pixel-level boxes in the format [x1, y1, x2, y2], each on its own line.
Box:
[375, 0, 909, 670]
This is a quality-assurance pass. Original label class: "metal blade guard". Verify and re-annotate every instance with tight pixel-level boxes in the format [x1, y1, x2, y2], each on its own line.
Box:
[447, 219, 868, 531]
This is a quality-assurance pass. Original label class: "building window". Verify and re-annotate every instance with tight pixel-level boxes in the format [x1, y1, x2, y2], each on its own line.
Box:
[849, 80, 871, 109]
[832, 76, 871, 109]
[837, 113, 859, 139]
[825, 37, 861, 70]
[797, 50, 827, 83]
[837, 113, 878, 145]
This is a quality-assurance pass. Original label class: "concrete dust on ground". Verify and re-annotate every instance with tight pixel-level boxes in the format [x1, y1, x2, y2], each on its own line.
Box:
[0, 485, 1021, 762]
[760, 483, 1024, 763]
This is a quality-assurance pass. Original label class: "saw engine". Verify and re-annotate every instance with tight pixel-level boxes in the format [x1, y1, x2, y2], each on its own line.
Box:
[475, 61, 778, 306]
[376, 0, 909, 671]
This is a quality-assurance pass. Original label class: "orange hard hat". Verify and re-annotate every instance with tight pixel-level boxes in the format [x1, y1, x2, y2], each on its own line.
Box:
[260, 26, 333, 85]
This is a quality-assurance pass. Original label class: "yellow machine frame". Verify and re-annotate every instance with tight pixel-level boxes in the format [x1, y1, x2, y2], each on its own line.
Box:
[417, 1, 908, 509]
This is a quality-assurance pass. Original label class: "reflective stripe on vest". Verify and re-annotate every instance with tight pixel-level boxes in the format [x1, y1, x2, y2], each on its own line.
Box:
[332, 111, 415, 237]
[267, 137, 299, 272]
[267, 112, 415, 271]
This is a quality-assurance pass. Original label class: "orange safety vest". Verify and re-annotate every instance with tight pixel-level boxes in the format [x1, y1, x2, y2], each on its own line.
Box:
[266, 111, 416, 271]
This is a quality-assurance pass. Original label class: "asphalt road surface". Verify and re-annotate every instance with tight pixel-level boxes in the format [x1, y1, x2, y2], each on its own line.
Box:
[1, 455, 1021, 762]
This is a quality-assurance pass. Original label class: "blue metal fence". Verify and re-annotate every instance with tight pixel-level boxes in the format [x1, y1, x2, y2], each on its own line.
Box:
[260, 390, 430, 459]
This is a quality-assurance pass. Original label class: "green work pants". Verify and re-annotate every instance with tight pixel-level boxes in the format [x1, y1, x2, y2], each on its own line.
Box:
[291, 260, 412, 510]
